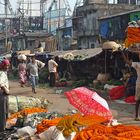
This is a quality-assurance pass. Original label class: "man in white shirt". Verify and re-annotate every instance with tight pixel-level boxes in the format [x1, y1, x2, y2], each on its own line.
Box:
[27, 55, 45, 93]
[0, 58, 10, 132]
[48, 56, 58, 87]
[122, 51, 140, 121]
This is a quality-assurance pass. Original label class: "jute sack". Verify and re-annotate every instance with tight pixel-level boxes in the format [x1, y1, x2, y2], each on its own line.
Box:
[8, 95, 49, 114]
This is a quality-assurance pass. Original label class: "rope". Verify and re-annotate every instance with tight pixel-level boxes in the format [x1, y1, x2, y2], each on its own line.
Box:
[15, 95, 20, 112]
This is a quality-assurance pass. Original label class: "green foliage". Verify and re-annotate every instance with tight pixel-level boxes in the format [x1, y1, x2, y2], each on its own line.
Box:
[8, 69, 18, 80]
[107, 79, 123, 85]
[39, 68, 49, 84]
[59, 78, 67, 82]
[72, 80, 87, 88]
[38, 83, 49, 89]
[94, 84, 104, 90]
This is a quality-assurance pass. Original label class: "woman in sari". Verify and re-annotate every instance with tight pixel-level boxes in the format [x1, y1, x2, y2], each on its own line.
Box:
[18, 54, 27, 87]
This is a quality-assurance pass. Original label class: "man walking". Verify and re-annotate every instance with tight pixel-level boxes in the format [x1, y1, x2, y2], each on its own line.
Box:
[27, 55, 45, 93]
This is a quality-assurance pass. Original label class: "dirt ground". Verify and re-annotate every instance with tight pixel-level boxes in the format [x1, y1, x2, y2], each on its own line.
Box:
[9, 80, 75, 114]
[9, 80, 140, 125]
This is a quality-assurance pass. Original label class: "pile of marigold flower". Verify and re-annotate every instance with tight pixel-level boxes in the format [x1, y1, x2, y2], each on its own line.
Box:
[73, 124, 140, 140]
[36, 113, 140, 140]
[7, 107, 48, 122]
[7, 110, 140, 140]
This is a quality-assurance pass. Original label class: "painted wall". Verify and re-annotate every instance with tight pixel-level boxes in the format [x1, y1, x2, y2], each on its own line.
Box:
[130, 11, 140, 21]
[57, 27, 73, 50]
[73, 3, 140, 49]
[99, 11, 140, 40]
[99, 14, 129, 40]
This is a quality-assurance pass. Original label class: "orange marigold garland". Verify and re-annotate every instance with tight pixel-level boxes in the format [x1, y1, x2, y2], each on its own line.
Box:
[117, 130, 140, 138]
[36, 117, 62, 134]
[77, 114, 108, 126]
[7, 107, 48, 121]
[131, 136, 140, 140]
[56, 113, 81, 137]
[73, 124, 140, 140]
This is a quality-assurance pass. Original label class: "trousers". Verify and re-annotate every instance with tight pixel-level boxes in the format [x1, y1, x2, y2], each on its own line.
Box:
[49, 72, 56, 87]
[0, 91, 8, 132]
[30, 75, 39, 89]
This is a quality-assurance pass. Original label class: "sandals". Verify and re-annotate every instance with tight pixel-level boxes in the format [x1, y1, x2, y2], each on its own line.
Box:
[134, 118, 140, 121]
[32, 88, 36, 94]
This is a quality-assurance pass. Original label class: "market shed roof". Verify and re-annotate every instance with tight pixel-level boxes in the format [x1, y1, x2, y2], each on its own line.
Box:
[49, 48, 102, 61]
[99, 9, 140, 20]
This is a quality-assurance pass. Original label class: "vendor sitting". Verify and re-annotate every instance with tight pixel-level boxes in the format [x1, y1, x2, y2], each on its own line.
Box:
[124, 69, 137, 98]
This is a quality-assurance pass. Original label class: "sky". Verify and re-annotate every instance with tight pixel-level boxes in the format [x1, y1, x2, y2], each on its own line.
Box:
[0, 0, 118, 15]
[0, 0, 77, 15]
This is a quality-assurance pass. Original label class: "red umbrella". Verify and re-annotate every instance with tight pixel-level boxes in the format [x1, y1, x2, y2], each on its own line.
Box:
[65, 87, 113, 120]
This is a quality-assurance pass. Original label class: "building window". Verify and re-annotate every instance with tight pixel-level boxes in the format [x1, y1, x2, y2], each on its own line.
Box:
[117, 0, 137, 4]
[117, 0, 127, 4]
[138, 0, 140, 4]
[91, 43, 95, 48]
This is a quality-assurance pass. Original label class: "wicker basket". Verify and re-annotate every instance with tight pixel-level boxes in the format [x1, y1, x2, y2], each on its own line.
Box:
[97, 73, 110, 84]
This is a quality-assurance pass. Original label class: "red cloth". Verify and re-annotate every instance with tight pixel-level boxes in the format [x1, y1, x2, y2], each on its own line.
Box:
[124, 96, 136, 104]
[127, 27, 140, 43]
[0, 59, 10, 68]
[109, 86, 125, 100]
[55, 81, 67, 87]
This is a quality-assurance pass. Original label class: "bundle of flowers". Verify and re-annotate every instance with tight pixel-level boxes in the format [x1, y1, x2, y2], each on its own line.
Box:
[56, 113, 108, 138]
[20, 107, 48, 116]
[73, 124, 140, 140]
[7, 107, 48, 128]
[36, 117, 62, 134]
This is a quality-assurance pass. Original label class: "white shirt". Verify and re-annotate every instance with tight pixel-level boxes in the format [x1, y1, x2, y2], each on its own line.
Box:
[48, 59, 58, 73]
[132, 62, 140, 84]
[27, 60, 45, 76]
[0, 71, 9, 93]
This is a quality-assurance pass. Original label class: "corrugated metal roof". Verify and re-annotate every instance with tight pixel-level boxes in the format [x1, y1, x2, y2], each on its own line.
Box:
[99, 9, 140, 20]
[25, 32, 50, 37]
[49, 48, 102, 60]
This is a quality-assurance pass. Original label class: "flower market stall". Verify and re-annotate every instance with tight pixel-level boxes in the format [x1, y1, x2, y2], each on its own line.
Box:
[3, 87, 140, 140]
[125, 20, 140, 48]
[48, 48, 126, 82]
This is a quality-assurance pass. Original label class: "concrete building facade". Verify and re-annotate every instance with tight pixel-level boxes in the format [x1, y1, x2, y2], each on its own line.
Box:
[98, 10, 140, 41]
[72, 1, 140, 49]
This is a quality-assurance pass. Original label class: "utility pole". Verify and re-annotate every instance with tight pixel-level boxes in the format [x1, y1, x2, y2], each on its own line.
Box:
[5, 0, 8, 50]
[58, 0, 60, 28]
[113, 0, 116, 4]
[58, 0, 61, 50]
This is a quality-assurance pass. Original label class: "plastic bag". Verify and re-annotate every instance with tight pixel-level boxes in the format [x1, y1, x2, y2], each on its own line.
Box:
[39, 126, 56, 140]
[51, 127, 66, 140]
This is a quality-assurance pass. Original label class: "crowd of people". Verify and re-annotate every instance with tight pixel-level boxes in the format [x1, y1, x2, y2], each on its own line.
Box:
[0, 53, 60, 132]
[17, 54, 60, 93]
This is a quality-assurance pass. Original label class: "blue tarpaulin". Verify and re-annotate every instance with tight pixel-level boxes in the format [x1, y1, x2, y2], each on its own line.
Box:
[99, 21, 109, 38]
